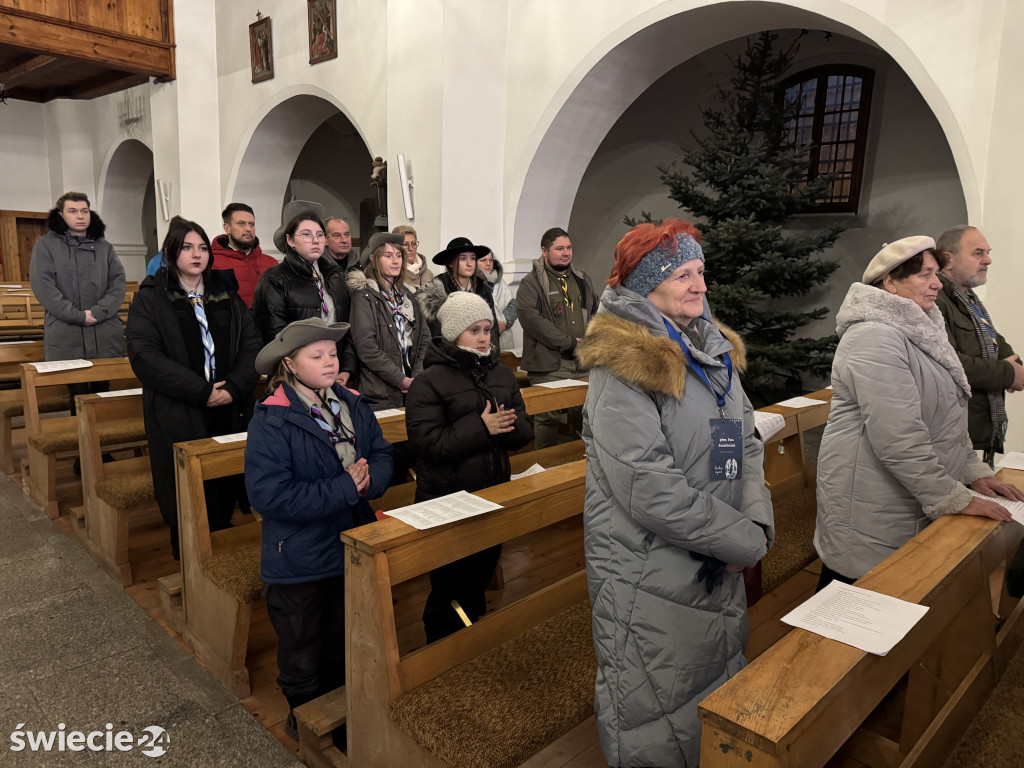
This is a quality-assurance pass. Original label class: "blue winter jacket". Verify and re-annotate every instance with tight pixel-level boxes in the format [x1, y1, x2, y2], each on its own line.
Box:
[245, 382, 393, 584]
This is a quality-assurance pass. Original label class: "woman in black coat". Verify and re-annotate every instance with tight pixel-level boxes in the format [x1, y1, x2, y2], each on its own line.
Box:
[405, 292, 534, 642]
[416, 236, 501, 358]
[127, 216, 262, 558]
[252, 210, 358, 384]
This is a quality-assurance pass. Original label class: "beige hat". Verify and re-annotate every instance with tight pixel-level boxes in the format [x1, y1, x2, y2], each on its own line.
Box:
[273, 200, 326, 253]
[255, 317, 350, 375]
[862, 236, 936, 284]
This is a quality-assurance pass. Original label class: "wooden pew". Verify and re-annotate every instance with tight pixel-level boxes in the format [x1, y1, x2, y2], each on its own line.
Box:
[341, 460, 591, 768]
[20, 357, 143, 517]
[759, 388, 831, 499]
[0, 339, 69, 474]
[697, 468, 1024, 768]
[73, 390, 152, 586]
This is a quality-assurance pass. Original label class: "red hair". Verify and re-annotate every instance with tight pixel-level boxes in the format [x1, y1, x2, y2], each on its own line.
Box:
[607, 218, 703, 286]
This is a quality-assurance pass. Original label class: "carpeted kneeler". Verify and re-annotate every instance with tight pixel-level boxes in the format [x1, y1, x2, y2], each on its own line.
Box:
[389, 600, 596, 768]
[761, 484, 818, 594]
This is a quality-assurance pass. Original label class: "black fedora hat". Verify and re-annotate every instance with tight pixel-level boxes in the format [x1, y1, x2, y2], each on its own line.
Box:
[432, 236, 491, 266]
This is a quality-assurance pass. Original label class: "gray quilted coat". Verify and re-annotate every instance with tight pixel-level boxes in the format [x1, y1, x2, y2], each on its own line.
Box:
[577, 285, 774, 768]
[814, 282, 993, 580]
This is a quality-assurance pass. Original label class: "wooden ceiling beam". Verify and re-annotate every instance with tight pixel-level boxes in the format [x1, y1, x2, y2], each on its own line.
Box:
[51, 72, 149, 101]
[0, 8, 174, 78]
[0, 55, 60, 89]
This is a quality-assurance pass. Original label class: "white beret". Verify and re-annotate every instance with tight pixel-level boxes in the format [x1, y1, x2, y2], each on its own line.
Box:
[862, 236, 936, 284]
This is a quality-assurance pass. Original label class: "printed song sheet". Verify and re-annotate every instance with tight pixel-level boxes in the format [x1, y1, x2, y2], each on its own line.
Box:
[510, 463, 546, 481]
[374, 408, 404, 419]
[781, 581, 928, 656]
[30, 359, 93, 373]
[387, 491, 503, 530]
[996, 452, 1024, 472]
[970, 489, 1024, 526]
[775, 395, 826, 409]
[534, 379, 588, 389]
[212, 432, 247, 443]
[753, 411, 786, 443]
[97, 388, 143, 398]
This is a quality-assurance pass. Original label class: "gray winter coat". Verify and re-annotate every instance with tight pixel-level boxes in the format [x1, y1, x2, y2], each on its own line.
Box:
[517, 257, 599, 373]
[577, 285, 773, 768]
[814, 283, 994, 580]
[29, 209, 126, 361]
[346, 269, 430, 409]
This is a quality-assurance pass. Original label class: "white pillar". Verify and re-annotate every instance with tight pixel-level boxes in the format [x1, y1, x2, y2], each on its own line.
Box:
[44, 100, 97, 204]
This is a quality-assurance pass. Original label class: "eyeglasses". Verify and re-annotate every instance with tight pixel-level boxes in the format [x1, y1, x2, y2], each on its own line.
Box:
[405, 240, 419, 247]
[296, 232, 326, 242]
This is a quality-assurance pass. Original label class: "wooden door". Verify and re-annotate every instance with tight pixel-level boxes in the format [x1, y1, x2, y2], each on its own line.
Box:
[0, 210, 48, 283]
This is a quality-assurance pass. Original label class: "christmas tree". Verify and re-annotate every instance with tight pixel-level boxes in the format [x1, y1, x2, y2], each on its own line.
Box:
[627, 31, 843, 404]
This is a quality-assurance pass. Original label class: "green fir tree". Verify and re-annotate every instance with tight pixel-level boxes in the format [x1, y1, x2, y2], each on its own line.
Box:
[627, 30, 843, 404]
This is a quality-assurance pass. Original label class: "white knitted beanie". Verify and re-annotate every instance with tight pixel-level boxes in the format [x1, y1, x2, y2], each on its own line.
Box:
[438, 292, 493, 342]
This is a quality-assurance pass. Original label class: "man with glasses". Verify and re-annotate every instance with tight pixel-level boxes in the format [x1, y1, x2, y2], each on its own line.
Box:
[935, 225, 1024, 466]
[517, 227, 599, 447]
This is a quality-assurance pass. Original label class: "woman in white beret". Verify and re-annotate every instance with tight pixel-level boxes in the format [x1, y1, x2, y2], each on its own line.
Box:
[814, 236, 1023, 589]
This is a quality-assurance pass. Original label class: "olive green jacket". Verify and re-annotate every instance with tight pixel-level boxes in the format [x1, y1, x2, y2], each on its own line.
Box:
[934, 274, 1015, 451]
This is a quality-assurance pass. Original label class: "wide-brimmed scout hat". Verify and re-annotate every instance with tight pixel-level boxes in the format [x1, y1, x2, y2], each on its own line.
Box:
[432, 236, 491, 266]
[273, 200, 326, 253]
[359, 232, 406, 268]
[862, 236, 936, 284]
[255, 317, 350, 375]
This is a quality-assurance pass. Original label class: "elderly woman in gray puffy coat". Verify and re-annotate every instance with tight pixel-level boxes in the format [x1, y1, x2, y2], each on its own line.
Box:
[578, 219, 773, 768]
[814, 236, 1021, 589]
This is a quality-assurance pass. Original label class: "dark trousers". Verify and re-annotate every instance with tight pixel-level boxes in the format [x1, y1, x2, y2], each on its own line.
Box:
[266, 575, 346, 712]
[816, 563, 857, 593]
[422, 544, 501, 644]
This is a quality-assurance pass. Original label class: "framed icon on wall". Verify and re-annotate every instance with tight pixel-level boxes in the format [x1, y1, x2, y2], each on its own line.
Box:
[249, 15, 274, 83]
[308, 0, 338, 65]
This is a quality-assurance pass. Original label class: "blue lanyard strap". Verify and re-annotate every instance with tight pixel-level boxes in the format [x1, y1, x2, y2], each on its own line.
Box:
[662, 318, 732, 410]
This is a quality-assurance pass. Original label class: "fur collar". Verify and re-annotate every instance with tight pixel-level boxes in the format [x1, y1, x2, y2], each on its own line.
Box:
[416, 278, 450, 323]
[837, 282, 971, 397]
[577, 312, 746, 400]
[47, 208, 106, 240]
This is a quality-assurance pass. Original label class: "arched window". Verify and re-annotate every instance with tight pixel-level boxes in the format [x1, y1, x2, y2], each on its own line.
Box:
[783, 66, 874, 212]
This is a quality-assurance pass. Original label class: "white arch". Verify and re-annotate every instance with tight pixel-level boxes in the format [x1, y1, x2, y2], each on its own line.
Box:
[224, 86, 373, 254]
[97, 138, 156, 280]
[508, 0, 975, 266]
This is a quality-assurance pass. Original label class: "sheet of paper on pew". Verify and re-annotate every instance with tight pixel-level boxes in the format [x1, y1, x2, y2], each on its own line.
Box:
[996, 452, 1024, 472]
[30, 359, 94, 373]
[212, 432, 247, 443]
[534, 379, 588, 389]
[374, 408, 404, 419]
[753, 411, 786, 443]
[510, 463, 545, 481]
[96, 388, 143, 398]
[969, 489, 1024, 526]
[781, 580, 929, 656]
[386, 490, 504, 530]
[774, 394, 827, 409]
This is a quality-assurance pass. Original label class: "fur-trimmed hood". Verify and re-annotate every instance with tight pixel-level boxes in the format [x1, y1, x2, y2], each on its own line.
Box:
[837, 282, 970, 397]
[415, 275, 449, 324]
[578, 285, 746, 400]
[47, 208, 106, 240]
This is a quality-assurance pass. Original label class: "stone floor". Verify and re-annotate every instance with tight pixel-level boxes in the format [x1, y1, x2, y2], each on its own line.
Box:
[0, 472, 299, 767]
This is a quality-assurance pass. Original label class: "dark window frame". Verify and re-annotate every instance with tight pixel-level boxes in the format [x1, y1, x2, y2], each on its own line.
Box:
[781, 65, 875, 213]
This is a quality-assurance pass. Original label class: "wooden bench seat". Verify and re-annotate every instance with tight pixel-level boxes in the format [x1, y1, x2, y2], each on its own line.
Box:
[28, 417, 144, 454]
[0, 339, 52, 473]
[389, 600, 595, 768]
[94, 465, 154, 509]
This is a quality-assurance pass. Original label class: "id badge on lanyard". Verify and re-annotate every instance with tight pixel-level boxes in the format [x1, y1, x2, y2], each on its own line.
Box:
[662, 319, 742, 481]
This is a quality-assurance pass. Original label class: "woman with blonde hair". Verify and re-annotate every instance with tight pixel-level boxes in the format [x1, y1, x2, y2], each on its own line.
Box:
[392, 224, 433, 293]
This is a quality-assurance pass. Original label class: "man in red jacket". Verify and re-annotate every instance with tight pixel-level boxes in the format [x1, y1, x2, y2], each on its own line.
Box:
[211, 202, 277, 307]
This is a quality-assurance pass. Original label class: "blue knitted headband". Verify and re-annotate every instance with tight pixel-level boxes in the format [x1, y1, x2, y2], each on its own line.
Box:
[622, 233, 704, 297]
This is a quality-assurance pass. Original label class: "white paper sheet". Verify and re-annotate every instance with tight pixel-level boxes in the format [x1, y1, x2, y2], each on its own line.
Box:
[754, 411, 786, 443]
[969, 489, 1024, 526]
[534, 379, 588, 389]
[374, 408, 404, 419]
[510, 463, 546, 481]
[212, 432, 247, 443]
[996, 452, 1024, 472]
[386, 490, 503, 530]
[781, 581, 929, 656]
[30, 359, 93, 373]
[775, 395, 827, 409]
[96, 388, 143, 398]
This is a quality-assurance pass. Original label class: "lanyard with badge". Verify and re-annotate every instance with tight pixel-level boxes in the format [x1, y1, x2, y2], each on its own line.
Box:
[662, 319, 742, 481]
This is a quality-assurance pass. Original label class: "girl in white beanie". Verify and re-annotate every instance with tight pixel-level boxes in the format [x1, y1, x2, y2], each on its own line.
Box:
[404, 291, 534, 641]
